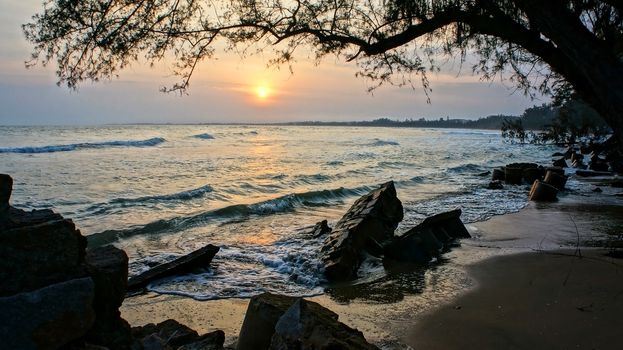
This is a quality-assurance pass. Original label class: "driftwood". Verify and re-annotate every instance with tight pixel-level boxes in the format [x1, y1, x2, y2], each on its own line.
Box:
[127, 244, 219, 291]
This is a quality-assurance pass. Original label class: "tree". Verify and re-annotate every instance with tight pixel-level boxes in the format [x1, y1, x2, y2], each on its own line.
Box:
[23, 1, 623, 144]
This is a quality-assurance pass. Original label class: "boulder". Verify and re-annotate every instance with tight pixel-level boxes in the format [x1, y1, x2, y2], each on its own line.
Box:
[544, 171, 568, 191]
[132, 319, 200, 348]
[269, 299, 379, 350]
[177, 330, 225, 350]
[0, 208, 87, 297]
[85, 245, 132, 349]
[321, 181, 403, 281]
[384, 209, 470, 263]
[523, 167, 544, 184]
[504, 167, 523, 184]
[571, 152, 584, 164]
[491, 168, 505, 181]
[310, 220, 332, 238]
[237, 293, 337, 350]
[127, 244, 220, 291]
[545, 166, 565, 176]
[0, 277, 95, 350]
[529, 180, 558, 201]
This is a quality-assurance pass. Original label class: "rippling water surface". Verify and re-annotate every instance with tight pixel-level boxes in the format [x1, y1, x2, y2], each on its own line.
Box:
[0, 125, 557, 299]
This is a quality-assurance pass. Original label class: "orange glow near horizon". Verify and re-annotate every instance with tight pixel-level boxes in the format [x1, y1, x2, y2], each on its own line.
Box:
[255, 85, 271, 101]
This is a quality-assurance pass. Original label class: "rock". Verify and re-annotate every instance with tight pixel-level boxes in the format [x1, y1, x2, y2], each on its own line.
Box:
[528, 180, 558, 201]
[0, 173, 12, 215]
[0, 277, 95, 350]
[178, 330, 225, 350]
[384, 209, 470, 263]
[553, 157, 568, 168]
[85, 245, 132, 349]
[612, 180, 623, 188]
[523, 167, 544, 184]
[544, 171, 568, 191]
[127, 244, 220, 291]
[545, 166, 565, 176]
[238, 293, 338, 350]
[571, 152, 584, 164]
[310, 220, 332, 238]
[487, 180, 504, 190]
[552, 152, 564, 157]
[504, 167, 524, 184]
[141, 334, 173, 350]
[491, 168, 505, 181]
[321, 181, 403, 281]
[593, 187, 603, 193]
[269, 299, 379, 350]
[590, 159, 610, 172]
[576, 170, 613, 177]
[580, 144, 592, 154]
[133, 319, 200, 348]
[0, 208, 87, 297]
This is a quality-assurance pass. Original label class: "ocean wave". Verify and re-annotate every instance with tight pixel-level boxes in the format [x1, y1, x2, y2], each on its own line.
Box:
[88, 185, 374, 246]
[193, 133, 215, 140]
[370, 139, 400, 146]
[445, 163, 487, 174]
[0, 137, 165, 154]
[81, 184, 216, 217]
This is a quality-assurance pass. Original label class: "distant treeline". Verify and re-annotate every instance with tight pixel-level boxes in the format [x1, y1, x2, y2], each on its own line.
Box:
[278, 104, 564, 130]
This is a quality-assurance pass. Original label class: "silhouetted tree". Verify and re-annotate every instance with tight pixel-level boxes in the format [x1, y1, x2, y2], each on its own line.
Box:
[23, 0, 623, 143]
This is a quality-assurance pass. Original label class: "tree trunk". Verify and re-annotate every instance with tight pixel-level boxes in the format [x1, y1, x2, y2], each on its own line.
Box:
[520, 1, 623, 146]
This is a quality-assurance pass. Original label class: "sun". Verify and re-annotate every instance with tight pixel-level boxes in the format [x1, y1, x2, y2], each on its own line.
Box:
[255, 85, 270, 100]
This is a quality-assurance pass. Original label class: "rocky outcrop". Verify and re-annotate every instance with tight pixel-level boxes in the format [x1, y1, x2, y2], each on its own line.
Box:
[131, 319, 224, 349]
[127, 244, 220, 291]
[270, 299, 379, 350]
[237, 293, 377, 350]
[321, 181, 403, 281]
[0, 207, 87, 297]
[0, 173, 11, 216]
[85, 246, 132, 349]
[529, 180, 559, 201]
[0, 277, 95, 350]
[384, 209, 470, 263]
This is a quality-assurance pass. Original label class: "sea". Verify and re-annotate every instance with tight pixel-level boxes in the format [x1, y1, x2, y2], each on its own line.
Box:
[0, 125, 560, 300]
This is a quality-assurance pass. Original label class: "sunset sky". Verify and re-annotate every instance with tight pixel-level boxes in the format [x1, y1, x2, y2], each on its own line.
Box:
[0, 1, 548, 125]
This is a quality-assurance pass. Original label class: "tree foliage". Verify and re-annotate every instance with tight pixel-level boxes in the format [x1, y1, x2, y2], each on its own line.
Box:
[22, 1, 623, 141]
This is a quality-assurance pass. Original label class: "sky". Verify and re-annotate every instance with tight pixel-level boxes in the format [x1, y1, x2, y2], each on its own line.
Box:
[0, 1, 548, 125]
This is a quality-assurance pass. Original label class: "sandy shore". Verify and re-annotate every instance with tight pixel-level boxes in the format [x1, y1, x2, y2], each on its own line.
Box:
[121, 178, 623, 348]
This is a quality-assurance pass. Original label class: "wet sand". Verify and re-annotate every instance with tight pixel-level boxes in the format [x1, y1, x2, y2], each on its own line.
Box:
[121, 178, 623, 349]
[406, 250, 623, 350]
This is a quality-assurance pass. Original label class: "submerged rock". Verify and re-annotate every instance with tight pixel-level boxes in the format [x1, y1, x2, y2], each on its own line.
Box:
[127, 244, 220, 291]
[321, 181, 403, 281]
[553, 157, 568, 168]
[384, 209, 470, 263]
[0, 277, 95, 350]
[310, 220, 332, 238]
[529, 180, 558, 201]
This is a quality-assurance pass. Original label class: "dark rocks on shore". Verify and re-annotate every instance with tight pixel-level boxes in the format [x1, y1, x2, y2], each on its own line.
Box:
[529, 180, 558, 201]
[127, 244, 220, 292]
[0, 277, 96, 350]
[491, 168, 505, 181]
[132, 319, 224, 350]
[553, 157, 568, 168]
[544, 171, 568, 191]
[0, 173, 12, 215]
[384, 209, 470, 263]
[321, 181, 403, 281]
[237, 293, 378, 350]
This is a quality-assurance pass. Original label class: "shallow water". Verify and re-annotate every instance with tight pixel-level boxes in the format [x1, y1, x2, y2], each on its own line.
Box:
[0, 125, 559, 299]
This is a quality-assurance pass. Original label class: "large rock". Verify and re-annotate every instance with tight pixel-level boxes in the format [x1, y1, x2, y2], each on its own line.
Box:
[238, 293, 374, 350]
[384, 209, 470, 263]
[132, 319, 200, 348]
[0, 207, 87, 297]
[127, 244, 220, 291]
[0, 277, 95, 350]
[178, 330, 225, 350]
[269, 299, 379, 350]
[321, 181, 403, 281]
[85, 245, 132, 349]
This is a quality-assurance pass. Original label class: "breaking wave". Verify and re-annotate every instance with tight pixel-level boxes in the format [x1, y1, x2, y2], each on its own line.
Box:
[0, 137, 165, 154]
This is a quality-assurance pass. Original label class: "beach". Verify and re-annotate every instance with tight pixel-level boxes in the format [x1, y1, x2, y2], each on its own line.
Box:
[121, 176, 623, 349]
